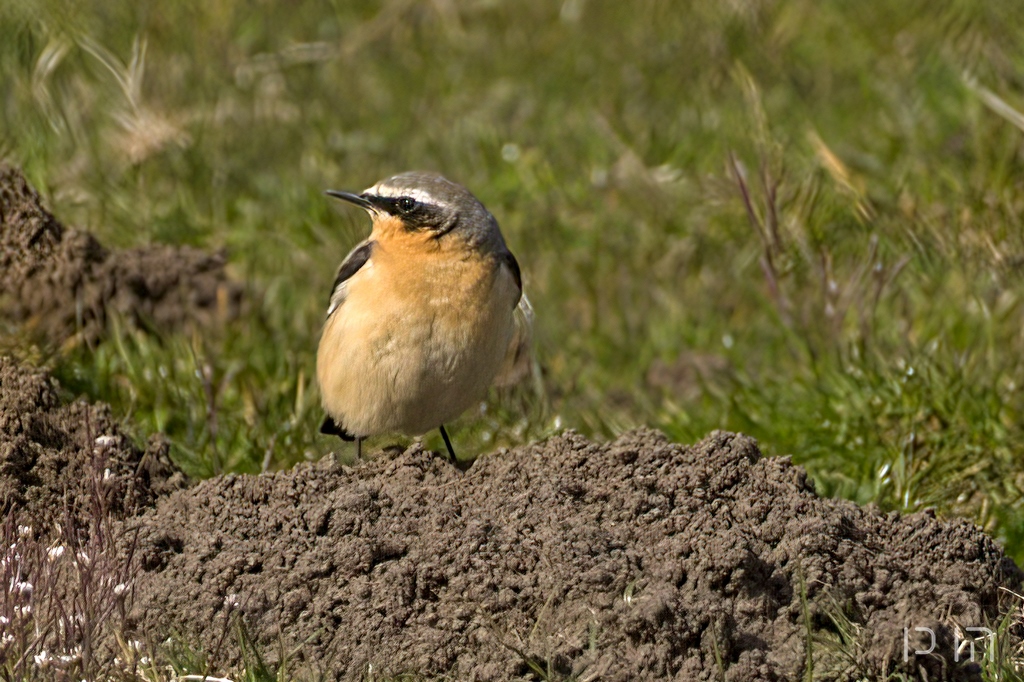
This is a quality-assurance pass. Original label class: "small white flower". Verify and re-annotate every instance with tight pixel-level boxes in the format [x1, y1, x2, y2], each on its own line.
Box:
[103, 468, 114, 482]
[75, 551, 90, 567]
[47, 545, 66, 561]
[17, 525, 32, 538]
[11, 580, 33, 598]
[113, 583, 129, 597]
[94, 435, 117, 447]
[0, 615, 9, 625]
[223, 593, 240, 610]
[33, 650, 49, 666]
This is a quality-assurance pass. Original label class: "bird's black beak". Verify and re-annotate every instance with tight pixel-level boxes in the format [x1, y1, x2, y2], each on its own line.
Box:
[325, 190, 375, 211]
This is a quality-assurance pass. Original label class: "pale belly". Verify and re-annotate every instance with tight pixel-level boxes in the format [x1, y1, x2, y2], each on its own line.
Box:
[316, 259, 517, 437]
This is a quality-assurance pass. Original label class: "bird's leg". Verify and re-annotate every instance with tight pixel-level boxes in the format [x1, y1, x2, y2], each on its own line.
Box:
[357, 437, 363, 459]
[439, 424, 456, 463]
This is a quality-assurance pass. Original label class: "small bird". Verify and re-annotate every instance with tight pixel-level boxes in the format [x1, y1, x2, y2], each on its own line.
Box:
[316, 171, 529, 461]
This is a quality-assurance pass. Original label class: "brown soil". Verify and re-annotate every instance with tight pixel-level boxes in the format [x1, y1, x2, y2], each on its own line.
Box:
[2, 168, 1022, 681]
[0, 165, 242, 346]
[127, 432, 1021, 681]
[0, 356, 186, 532]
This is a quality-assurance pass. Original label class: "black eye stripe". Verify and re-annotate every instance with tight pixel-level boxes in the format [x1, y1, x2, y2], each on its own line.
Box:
[365, 194, 447, 230]
[368, 195, 421, 216]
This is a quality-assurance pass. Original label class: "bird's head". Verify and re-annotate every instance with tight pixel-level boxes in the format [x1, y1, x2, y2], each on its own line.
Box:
[326, 171, 503, 250]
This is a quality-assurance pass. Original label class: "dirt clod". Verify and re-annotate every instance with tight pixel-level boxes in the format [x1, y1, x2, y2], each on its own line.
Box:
[128, 431, 1022, 681]
[0, 165, 242, 345]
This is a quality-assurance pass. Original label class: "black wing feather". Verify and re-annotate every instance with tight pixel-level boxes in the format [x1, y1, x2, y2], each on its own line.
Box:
[326, 240, 374, 317]
[501, 250, 522, 306]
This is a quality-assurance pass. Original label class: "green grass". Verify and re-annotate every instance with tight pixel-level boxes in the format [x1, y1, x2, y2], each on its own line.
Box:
[2, 0, 1024, 566]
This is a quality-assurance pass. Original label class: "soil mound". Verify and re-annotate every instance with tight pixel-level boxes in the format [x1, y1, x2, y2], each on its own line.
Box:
[0, 357, 185, 530]
[129, 431, 1021, 681]
[2, 166, 1020, 680]
[0, 165, 242, 345]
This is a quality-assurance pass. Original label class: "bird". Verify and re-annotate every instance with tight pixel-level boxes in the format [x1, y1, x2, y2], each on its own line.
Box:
[316, 171, 530, 462]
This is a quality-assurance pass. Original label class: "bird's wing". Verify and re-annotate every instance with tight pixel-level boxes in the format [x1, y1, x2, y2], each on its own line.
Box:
[501, 250, 523, 306]
[492, 254, 534, 388]
[325, 240, 374, 318]
[493, 293, 534, 388]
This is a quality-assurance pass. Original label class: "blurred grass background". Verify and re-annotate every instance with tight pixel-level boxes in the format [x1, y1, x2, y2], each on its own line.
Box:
[2, 0, 1024, 562]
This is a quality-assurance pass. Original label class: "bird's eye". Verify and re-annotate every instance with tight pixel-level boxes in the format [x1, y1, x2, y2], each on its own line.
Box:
[397, 197, 416, 213]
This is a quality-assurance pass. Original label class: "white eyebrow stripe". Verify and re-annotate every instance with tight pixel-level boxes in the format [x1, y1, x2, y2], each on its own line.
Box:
[365, 184, 438, 204]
